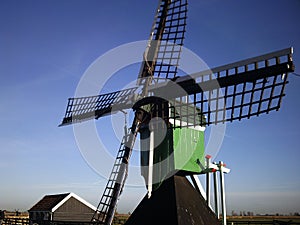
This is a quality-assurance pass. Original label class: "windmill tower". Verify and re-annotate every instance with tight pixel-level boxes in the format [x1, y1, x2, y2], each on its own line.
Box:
[59, 0, 295, 225]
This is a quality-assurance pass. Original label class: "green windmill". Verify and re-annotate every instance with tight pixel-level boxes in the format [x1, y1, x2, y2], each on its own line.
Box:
[60, 0, 295, 225]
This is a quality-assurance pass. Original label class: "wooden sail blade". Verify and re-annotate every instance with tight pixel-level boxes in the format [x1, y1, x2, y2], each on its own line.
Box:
[138, 0, 188, 87]
[59, 87, 138, 126]
[60, 0, 188, 126]
[91, 113, 143, 225]
[148, 47, 294, 127]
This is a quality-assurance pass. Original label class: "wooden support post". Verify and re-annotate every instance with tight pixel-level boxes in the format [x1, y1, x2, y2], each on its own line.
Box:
[148, 128, 154, 198]
[219, 161, 227, 225]
[205, 155, 211, 207]
[213, 167, 220, 219]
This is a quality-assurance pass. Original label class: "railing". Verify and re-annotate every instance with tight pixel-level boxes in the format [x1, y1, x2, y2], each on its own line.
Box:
[0, 218, 127, 225]
[1, 219, 94, 225]
[1, 218, 29, 225]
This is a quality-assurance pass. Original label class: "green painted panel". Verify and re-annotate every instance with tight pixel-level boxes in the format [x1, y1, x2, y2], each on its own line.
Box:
[173, 127, 204, 173]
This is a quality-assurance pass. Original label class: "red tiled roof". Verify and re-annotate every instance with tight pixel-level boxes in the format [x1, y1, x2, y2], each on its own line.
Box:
[28, 193, 70, 212]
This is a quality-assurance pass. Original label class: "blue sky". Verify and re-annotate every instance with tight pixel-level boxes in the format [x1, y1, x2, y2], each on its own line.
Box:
[1, 0, 300, 215]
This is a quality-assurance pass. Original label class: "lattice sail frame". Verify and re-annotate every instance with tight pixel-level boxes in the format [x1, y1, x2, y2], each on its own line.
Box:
[152, 0, 187, 80]
[150, 47, 294, 127]
[60, 0, 189, 127]
[138, 0, 187, 85]
[60, 47, 294, 128]
[60, 87, 138, 126]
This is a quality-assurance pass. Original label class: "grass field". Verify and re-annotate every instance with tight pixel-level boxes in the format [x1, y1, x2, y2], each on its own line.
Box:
[226, 216, 300, 225]
[113, 215, 300, 225]
[2, 211, 300, 225]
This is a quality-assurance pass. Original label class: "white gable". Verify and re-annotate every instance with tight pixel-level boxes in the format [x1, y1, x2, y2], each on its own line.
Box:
[51, 193, 97, 212]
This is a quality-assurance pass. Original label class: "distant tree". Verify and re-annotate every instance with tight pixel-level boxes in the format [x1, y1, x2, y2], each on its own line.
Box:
[15, 210, 20, 217]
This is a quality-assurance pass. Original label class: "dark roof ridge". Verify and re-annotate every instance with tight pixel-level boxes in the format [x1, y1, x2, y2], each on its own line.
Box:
[28, 193, 70, 212]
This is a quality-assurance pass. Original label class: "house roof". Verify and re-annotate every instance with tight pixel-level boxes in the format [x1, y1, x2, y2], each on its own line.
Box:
[28, 192, 97, 212]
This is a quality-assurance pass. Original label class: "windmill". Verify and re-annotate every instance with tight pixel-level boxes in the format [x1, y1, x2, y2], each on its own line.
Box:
[59, 0, 295, 225]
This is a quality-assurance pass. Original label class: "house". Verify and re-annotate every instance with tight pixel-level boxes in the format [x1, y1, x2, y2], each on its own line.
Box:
[28, 192, 97, 223]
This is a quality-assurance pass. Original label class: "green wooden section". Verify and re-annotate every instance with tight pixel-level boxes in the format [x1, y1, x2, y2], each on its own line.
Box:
[140, 125, 205, 191]
[173, 127, 204, 173]
[138, 98, 206, 191]
[140, 125, 174, 191]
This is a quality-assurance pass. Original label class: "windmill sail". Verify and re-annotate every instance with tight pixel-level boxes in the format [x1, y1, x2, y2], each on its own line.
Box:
[149, 47, 294, 127]
[59, 87, 138, 126]
[60, 0, 188, 127]
[138, 0, 188, 90]
[91, 113, 144, 225]
[60, 47, 294, 127]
